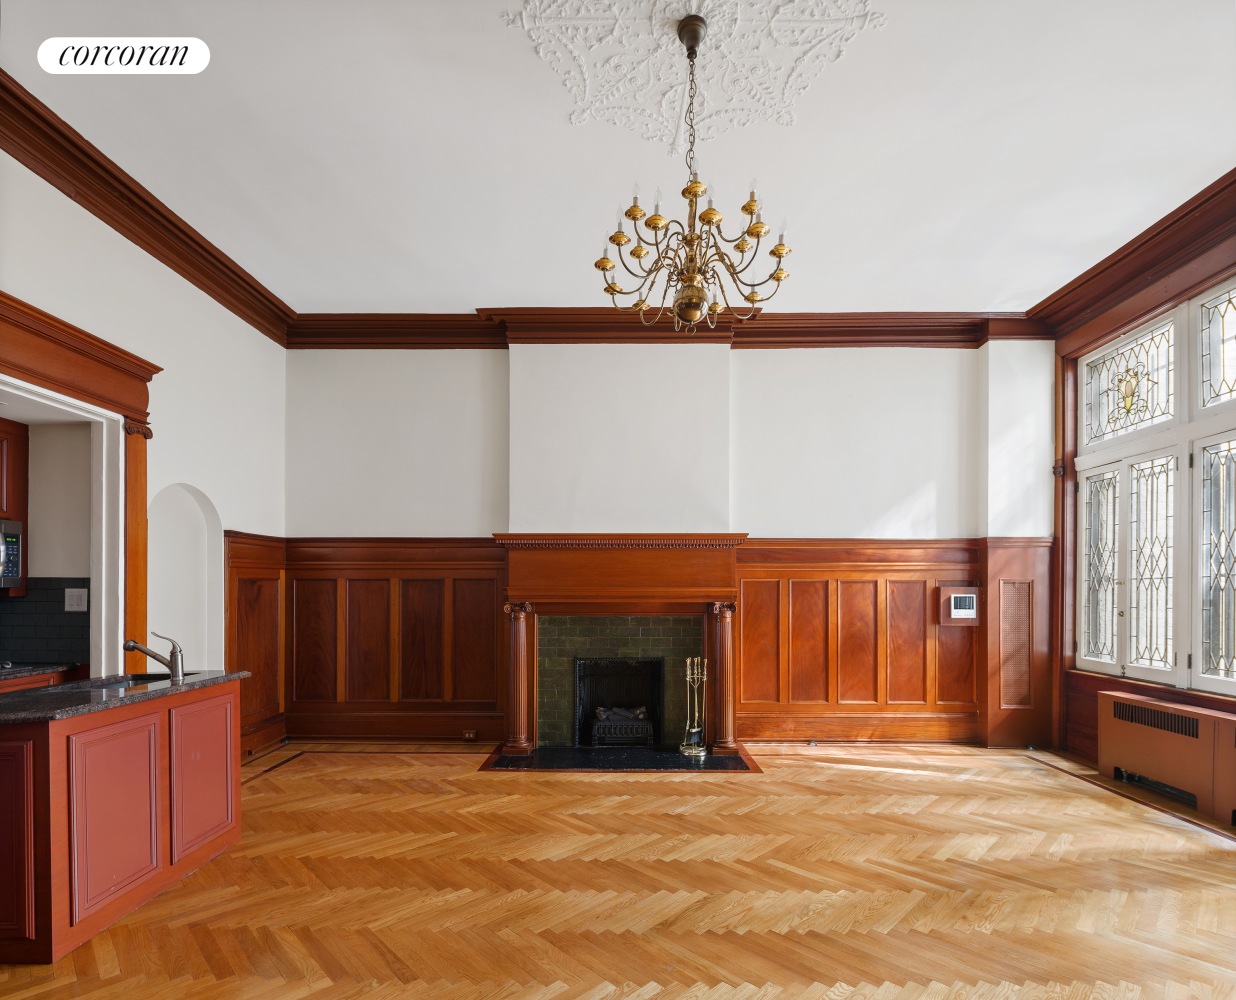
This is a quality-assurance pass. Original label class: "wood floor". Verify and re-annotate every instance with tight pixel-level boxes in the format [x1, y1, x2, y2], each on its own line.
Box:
[3, 745, 1235, 999]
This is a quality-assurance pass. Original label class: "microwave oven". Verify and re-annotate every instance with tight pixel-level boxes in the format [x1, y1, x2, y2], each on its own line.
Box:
[1, 521, 22, 588]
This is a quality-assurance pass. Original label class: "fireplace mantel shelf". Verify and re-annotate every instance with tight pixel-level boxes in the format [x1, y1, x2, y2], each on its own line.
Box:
[495, 534, 748, 549]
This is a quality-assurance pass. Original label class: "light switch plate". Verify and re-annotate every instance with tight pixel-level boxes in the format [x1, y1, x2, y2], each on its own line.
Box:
[65, 588, 88, 612]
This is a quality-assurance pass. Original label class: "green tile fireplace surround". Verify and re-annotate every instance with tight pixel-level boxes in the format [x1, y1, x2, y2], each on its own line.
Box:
[537, 615, 704, 747]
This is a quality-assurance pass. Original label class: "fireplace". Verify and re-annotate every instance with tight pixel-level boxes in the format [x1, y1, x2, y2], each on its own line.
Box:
[575, 657, 664, 747]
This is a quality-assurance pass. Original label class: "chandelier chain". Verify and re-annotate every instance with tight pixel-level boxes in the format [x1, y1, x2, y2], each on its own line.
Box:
[684, 58, 697, 177]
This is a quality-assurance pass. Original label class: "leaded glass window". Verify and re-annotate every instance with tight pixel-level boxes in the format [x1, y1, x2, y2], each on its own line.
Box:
[1201, 287, 1236, 406]
[1083, 469, 1119, 662]
[1129, 456, 1173, 669]
[1084, 321, 1173, 444]
[1202, 439, 1236, 679]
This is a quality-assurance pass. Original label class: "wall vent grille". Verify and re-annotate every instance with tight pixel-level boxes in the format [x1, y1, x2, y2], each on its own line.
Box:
[1113, 700, 1199, 738]
[999, 580, 1032, 708]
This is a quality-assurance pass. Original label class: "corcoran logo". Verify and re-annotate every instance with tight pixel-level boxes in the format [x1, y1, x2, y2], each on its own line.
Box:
[38, 37, 209, 74]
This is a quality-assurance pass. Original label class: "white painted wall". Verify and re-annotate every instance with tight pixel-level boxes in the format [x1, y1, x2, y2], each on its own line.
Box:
[146, 484, 209, 673]
[285, 350, 509, 536]
[0, 152, 286, 536]
[27, 423, 91, 577]
[732, 348, 983, 538]
[979, 340, 1056, 537]
[508, 344, 730, 533]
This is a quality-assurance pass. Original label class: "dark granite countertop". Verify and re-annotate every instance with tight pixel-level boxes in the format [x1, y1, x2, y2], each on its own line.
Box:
[0, 662, 84, 681]
[0, 670, 250, 723]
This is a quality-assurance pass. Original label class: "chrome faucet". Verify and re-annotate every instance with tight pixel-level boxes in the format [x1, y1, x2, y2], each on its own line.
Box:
[122, 631, 185, 681]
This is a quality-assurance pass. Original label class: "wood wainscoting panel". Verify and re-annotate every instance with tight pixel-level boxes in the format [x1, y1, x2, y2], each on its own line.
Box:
[887, 580, 927, 704]
[225, 531, 287, 753]
[283, 538, 506, 741]
[739, 579, 780, 703]
[69, 713, 160, 924]
[170, 693, 235, 863]
[292, 578, 338, 703]
[736, 541, 982, 744]
[452, 578, 498, 703]
[346, 579, 391, 702]
[788, 579, 828, 703]
[937, 624, 976, 704]
[838, 581, 879, 704]
[0, 740, 34, 941]
[400, 579, 445, 701]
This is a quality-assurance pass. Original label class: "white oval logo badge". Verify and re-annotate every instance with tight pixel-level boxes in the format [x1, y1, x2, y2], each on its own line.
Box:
[38, 38, 210, 74]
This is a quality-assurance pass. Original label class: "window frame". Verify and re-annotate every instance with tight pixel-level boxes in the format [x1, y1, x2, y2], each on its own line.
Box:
[1190, 425, 1236, 695]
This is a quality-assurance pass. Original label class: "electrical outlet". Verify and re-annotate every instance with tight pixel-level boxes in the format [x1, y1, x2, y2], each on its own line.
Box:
[64, 588, 88, 612]
[463, 730, 477, 741]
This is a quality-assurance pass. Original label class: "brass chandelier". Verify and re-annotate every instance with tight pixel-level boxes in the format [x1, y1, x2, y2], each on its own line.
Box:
[593, 14, 792, 333]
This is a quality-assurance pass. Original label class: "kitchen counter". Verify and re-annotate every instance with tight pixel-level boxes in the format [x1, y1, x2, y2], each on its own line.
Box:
[0, 670, 249, 723]
[0, 662, 83, 681]
[0, 671, 247, 963]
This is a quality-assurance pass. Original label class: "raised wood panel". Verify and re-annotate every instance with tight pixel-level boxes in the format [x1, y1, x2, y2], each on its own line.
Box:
[400, 580, 445, 701]
[292, 579, 337, 703]
[0, 740, 34, 941]
[740, 579, 780, 703]
[887, 581, 927, 704]
[838, 581, 878, 704]
[69, 713, 160, 924]
[346, 579, 391, 702]
[236, 577, 280, 720]
[170, 694, 235, 863]
[788, 580, 827, 703]
[937, 624, 976, 704]
[737, 713, 979, 743]
[452, 578, 496, 702]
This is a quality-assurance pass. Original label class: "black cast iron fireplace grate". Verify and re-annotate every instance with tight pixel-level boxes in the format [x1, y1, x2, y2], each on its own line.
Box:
[574, 657, 664, 747]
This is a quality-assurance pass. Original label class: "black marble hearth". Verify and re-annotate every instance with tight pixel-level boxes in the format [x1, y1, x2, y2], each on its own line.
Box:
[484, 747, 752, 772]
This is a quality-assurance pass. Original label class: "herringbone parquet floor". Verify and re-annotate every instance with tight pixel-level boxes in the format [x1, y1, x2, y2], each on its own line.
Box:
[3, 746, 1235, 1000]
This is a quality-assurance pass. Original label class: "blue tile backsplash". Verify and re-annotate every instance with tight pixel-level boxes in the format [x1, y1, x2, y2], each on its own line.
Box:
[0, 577, 90, 664]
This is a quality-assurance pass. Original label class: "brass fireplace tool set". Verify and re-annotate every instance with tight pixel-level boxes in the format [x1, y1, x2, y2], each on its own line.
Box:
[680, 657, 707, 756]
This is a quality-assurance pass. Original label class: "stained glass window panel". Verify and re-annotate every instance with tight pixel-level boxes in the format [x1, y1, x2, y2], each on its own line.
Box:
[1084, 322, 1173, 444]
[1084, 469, 1119, 662]
[1129, 456, 1172, 670]
[1201, 288, 1236, 406]
[1203, 439, 1236, 680]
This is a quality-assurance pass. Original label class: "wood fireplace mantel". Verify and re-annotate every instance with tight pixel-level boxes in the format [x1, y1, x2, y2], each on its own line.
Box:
[494, 533, 746, 756]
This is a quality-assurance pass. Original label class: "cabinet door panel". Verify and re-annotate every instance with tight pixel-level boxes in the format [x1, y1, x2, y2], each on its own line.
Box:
[0, 741, 34, 940]
[171, 693, 235, 862]
[70, 713, 160, 923]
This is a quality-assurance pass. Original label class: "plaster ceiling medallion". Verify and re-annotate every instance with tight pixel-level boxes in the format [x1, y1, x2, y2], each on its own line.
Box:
[503, 0, 886, 154]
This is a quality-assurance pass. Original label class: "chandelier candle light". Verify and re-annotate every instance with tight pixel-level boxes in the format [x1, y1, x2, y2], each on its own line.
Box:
[593, 14, 792, 333]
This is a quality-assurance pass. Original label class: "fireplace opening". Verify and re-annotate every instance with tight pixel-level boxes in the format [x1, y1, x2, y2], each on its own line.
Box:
[574, 657, 664, 747]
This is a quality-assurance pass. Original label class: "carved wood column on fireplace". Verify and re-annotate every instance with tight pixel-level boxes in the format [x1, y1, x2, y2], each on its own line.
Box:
[503, 602, 534, 755]
[711, 602, 739, 755]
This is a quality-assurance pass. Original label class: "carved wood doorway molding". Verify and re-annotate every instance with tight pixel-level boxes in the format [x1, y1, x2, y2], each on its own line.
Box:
[494, 534, 747, 756]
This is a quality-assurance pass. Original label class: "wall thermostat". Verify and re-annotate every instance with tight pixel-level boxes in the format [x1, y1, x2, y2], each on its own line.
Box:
[950, 593, 977, 619]
[937, 586, 980, 626]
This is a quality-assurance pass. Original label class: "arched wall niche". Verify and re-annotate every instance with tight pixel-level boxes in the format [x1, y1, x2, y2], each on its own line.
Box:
[147, 483, 224, 673]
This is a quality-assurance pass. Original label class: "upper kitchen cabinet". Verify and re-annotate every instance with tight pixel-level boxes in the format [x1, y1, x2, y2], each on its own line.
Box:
[0, 416, 29, 596]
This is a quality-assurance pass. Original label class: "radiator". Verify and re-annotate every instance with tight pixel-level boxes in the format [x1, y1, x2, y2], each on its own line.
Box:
[1096, 691, 1236, 820]
[1216, 716, 1236, 828]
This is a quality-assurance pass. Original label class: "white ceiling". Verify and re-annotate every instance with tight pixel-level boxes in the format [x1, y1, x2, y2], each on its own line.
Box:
[2, 0, 1235, 315]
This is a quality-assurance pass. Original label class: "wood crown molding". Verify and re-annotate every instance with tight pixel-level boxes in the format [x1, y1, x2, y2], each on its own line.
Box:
[1032, 165, 1236, 357]
[0, 289, 161, 421]
[495, 533, 749, 549]
[0, 69, 295, 346]
[289, 309, 1054, 349]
